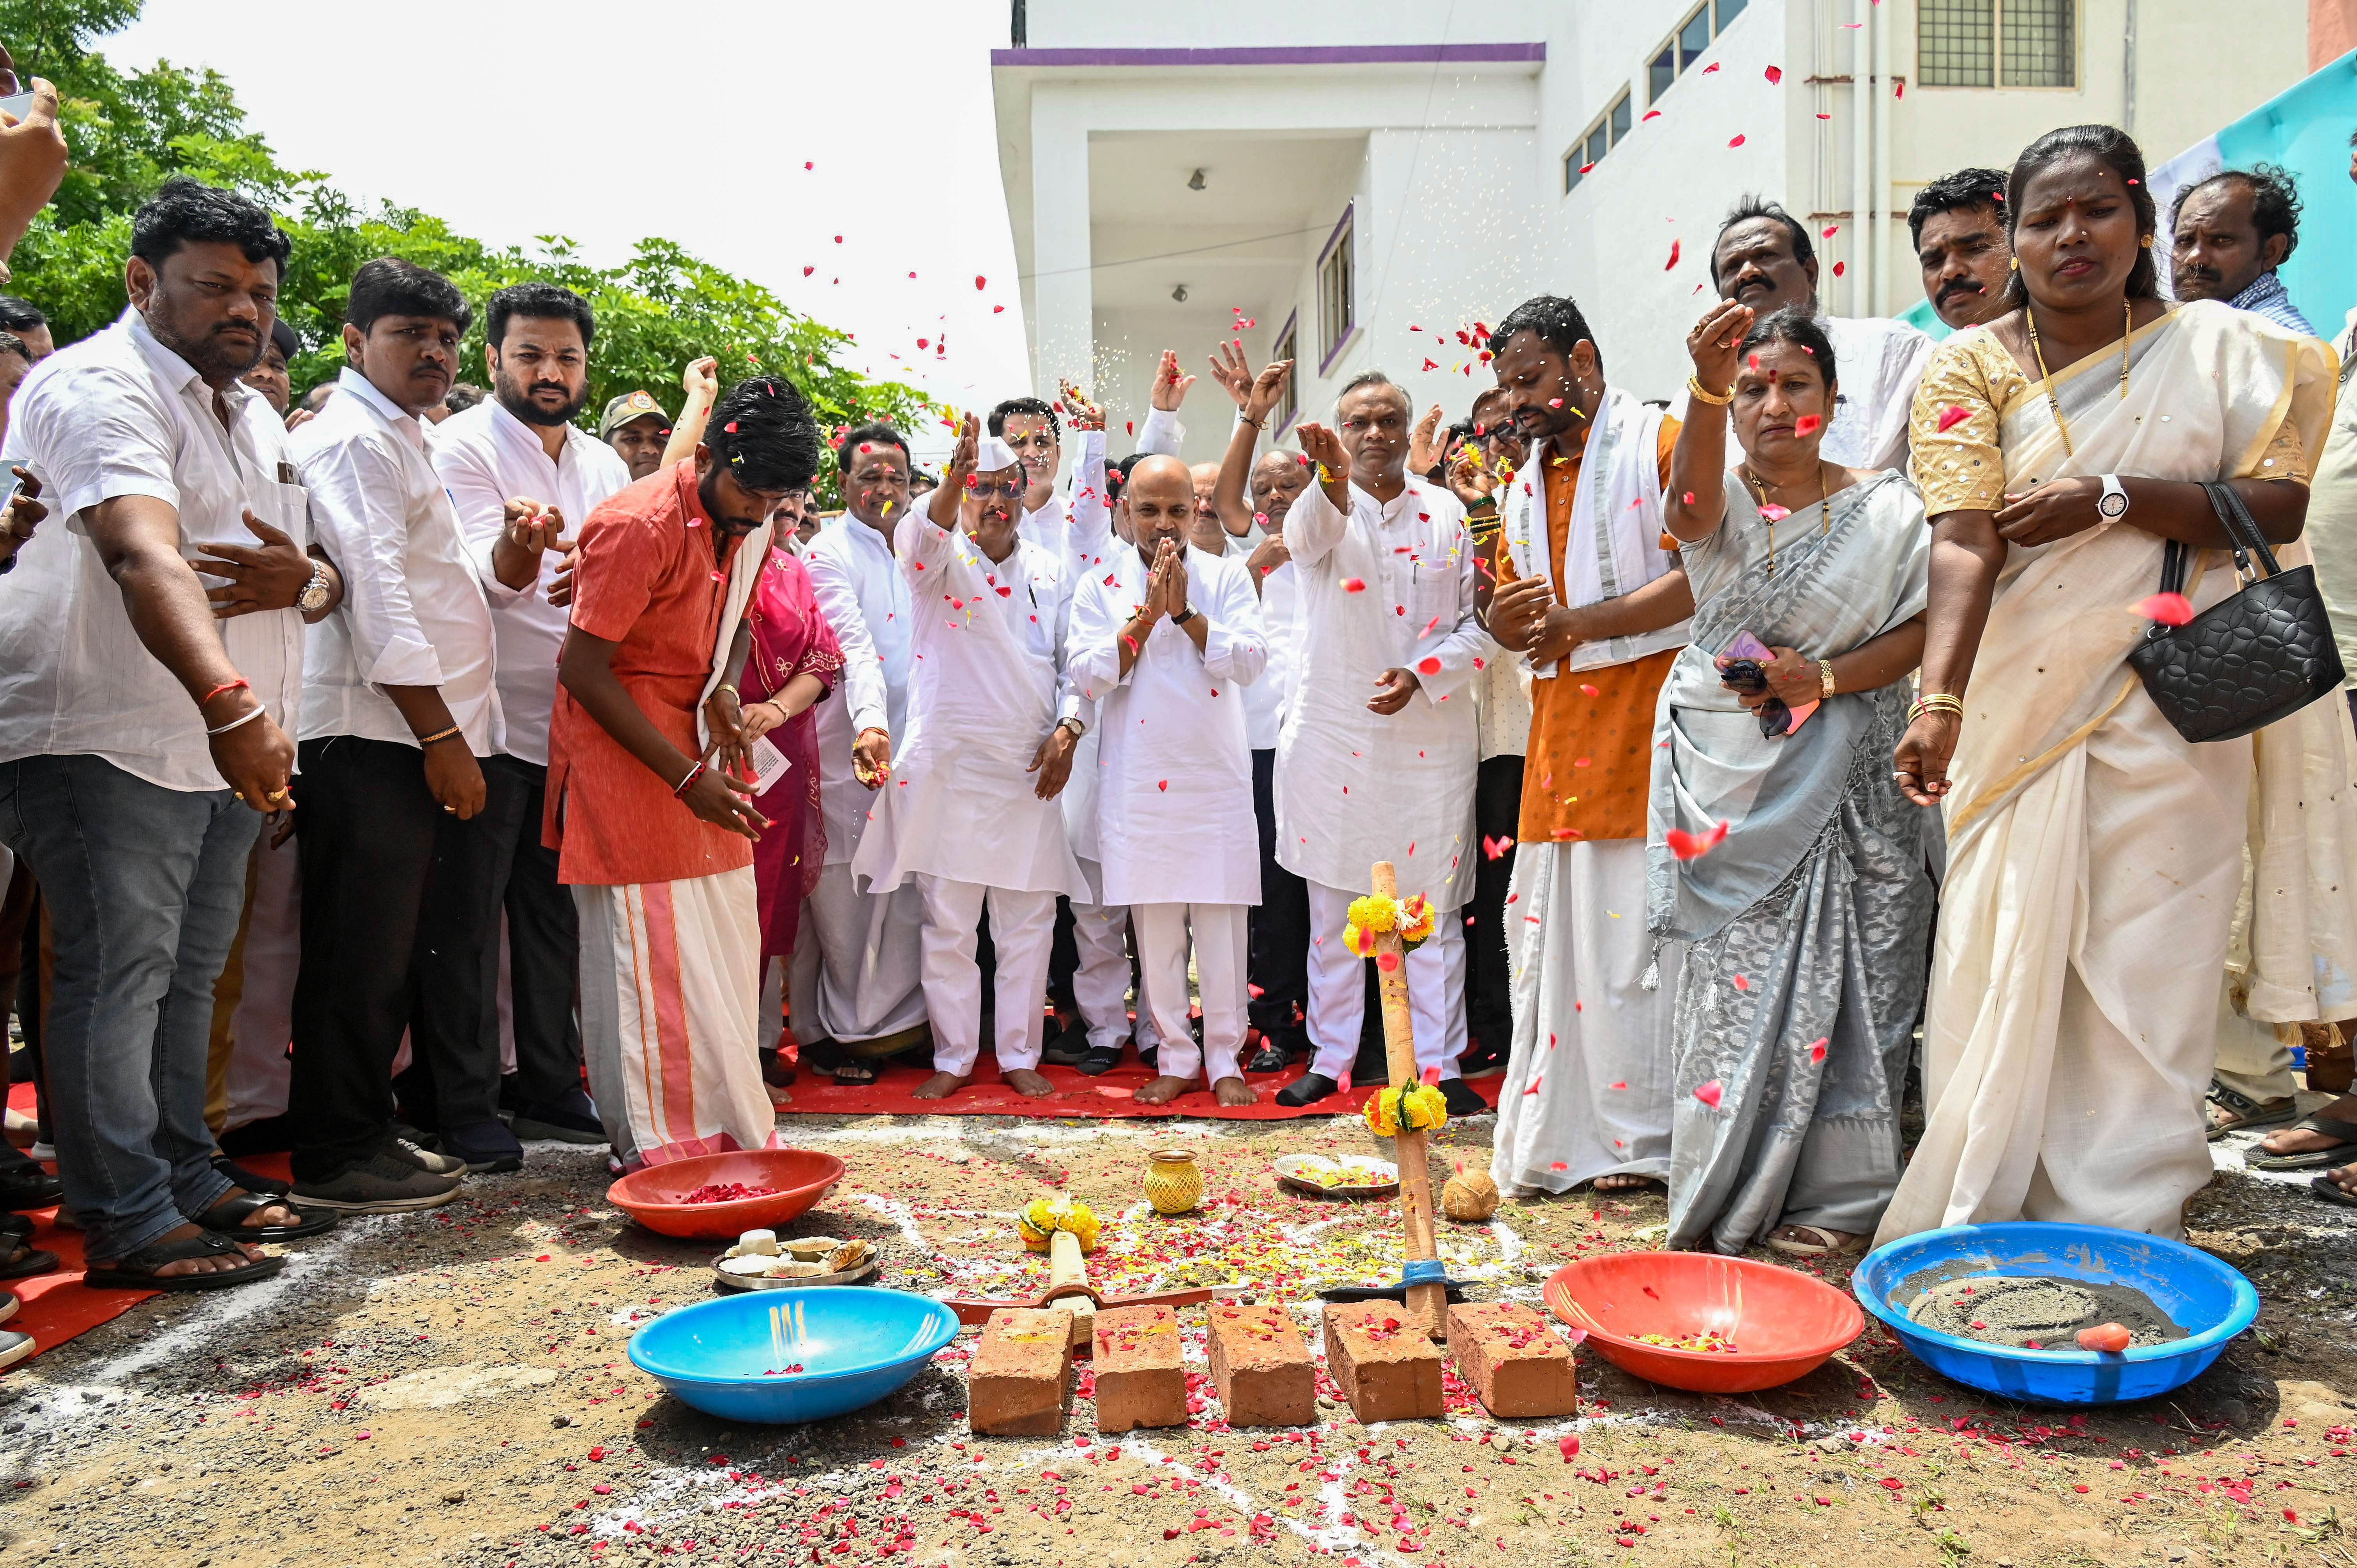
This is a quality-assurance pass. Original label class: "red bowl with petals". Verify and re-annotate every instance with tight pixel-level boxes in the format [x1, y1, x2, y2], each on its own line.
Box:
[1543, 1251, 1863, 1393]
[607, 1149, 848, 1240]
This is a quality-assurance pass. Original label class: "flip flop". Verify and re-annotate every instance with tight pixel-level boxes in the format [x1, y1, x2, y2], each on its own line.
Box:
[825, 1060, 880, 1086]
[1766, 1224, 1867, 1259]
[2205, 1079, 2299, 1141]
[2309, 1172, 2357, 1209]
[0, 1238, 57, 1280]
[2245, 1114, 2357, 1171]
[201, 1190, 339, 1241]
[82, 1231, 286, 1293]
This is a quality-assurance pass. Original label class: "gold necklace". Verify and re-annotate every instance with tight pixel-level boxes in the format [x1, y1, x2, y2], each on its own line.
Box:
[1738, 461, 1830, 576]
[2024, 297, 2134, 458]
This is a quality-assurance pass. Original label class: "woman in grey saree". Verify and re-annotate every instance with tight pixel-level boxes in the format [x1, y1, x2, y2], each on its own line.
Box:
[1651, 305, 1936, 1256]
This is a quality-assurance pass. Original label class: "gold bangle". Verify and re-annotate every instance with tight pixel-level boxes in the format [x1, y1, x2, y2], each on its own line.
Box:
[1685, 375, 1735, 407]
[417, 724, 463, 747]
[1907, 693, 1965, 724]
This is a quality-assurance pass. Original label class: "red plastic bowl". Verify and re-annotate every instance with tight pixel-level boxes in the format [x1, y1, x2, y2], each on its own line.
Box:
[1543, 1251, 1863, 1394]
[606, 1149, 848, 1240]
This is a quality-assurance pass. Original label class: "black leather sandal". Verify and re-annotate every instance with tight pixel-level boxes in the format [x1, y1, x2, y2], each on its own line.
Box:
[202, 1190, 339, 1241]
[83, 1231, 286, 1292]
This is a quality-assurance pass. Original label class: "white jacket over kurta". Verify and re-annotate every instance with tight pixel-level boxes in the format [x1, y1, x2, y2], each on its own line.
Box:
[1273, 475, 1488, 909]
[1070, 542, 1266, 906]
[849, 506, 1085, 899]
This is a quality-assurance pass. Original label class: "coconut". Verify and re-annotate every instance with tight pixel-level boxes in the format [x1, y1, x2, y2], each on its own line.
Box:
[1441, 1163, 1500, 1222]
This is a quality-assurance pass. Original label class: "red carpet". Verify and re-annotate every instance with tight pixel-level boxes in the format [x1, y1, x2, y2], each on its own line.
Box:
[6, 1081, 293, 1362]
[774, 1045, 1506, 1119]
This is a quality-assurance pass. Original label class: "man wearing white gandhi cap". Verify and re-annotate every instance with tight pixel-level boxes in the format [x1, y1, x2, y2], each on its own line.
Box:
[850, 414, 1088, 1100]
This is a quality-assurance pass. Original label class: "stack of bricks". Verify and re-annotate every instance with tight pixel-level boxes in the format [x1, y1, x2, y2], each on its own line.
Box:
[968, 1307, 1073, 1436]
[1206, 1301, 1314, 1427]
[1445, 1301, 1578, 1417]
[1091, 1304, 1188, 1433]
[1321, 1301, 1442, 1423]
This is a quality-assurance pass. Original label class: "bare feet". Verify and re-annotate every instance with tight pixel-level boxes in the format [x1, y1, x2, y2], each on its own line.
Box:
[1592, 1172, 1661, 1193]
[2322, 1161, 2357, 1199]
[1211, 1075, 1255, 1108]
[2258, 1093, 2357, 1156]
[910, 1071, 972, 1100]
[1135, 1074, 1193, 1106]
[1002, 1068, 1055, 1098]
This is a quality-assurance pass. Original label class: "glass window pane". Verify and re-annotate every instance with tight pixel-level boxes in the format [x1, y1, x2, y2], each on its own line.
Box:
[1919, 0, 1995, 87]
[2001, 0, 2076, 87]
[1650, 48, 1676, 102]
[1588, 128, 1608, 166]
[1716, 0, 1749, 27]
[1610, 92, 1632, 144]
[1564, 152, 1582, 194]
[1679, 7, 1710, 68]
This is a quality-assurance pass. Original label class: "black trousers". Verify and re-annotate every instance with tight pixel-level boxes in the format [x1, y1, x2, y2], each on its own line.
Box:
[289, 738, 505, 1180]
[1247, 748, 1310, 1037]
[397, 753, 573, 1124]
[1467, 753, 1524, 1054]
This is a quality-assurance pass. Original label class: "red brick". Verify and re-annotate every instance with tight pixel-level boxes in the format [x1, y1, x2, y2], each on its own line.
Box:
[1207, 1301, 1315, 1427]
[1091, 1304, 1187, 1432]
[1446, 1301, 1578, 1418]
[969, 1307, 1072, 1436]
[1322, 1302, 1442, 1424]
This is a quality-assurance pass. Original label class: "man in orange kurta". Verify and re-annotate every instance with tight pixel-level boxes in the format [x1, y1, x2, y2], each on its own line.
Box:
[1479, 296, 1695, 1199]
[549, 377, 821, 1170]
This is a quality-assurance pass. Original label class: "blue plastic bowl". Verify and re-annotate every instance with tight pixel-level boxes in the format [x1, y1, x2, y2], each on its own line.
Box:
[1853, 1221, 2258, 1407]
[628, 1287, 959, 1424]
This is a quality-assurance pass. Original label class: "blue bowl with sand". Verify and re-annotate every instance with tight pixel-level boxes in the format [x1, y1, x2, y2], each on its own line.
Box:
[1853, 1221, 2258, 1407]
[628, 1287, 959, 1424]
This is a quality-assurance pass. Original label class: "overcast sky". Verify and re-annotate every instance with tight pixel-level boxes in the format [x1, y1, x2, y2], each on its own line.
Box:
[106, 0, 1035, 440]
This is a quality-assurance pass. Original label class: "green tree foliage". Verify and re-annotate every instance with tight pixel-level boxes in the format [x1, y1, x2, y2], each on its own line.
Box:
[3, 0, 929, 502]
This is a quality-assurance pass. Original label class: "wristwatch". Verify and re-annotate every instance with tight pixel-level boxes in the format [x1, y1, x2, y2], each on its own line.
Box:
[1057, 715, 1087, 739]
[295, 560, 334, 614]
[2096, 473, 2130, 521]
[1170, 604, 1198, 627]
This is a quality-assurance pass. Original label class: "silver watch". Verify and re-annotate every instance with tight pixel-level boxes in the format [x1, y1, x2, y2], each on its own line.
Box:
[295, 560, 334, 613]
[2096, 473, 2129, 521]
[1057, 715, 1086, 738]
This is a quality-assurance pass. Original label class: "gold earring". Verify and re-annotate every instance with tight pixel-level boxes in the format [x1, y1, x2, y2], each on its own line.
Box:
[2140, 235, 2154, 248]
[2009, 256, 2020, 270]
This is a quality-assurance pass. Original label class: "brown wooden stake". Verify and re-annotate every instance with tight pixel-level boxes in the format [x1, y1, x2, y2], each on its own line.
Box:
[1370, 860, 1448, 1339]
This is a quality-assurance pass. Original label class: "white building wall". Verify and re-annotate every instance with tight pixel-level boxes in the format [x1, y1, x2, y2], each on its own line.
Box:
[1019, 0, 1555, 50]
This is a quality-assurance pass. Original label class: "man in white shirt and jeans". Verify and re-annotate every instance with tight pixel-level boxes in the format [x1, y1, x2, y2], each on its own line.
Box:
[430, 282, 630, 1144]
[285, 258, 562, 1209]
[0, 178, 326, 1288]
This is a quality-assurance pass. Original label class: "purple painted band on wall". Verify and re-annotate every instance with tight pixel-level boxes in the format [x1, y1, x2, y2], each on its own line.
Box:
[989, 43, 1546, 69]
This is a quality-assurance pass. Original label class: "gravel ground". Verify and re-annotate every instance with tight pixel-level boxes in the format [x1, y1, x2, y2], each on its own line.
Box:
[0, 1109, 2350, 1568]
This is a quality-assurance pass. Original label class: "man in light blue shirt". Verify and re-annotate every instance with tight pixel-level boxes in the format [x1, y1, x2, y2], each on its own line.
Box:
[2170, 165, 2317, 335]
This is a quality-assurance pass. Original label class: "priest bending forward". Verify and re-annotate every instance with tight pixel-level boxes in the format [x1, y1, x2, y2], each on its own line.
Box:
[1070, 456, 1268, 1106]
[850, 417, 1085, 1099]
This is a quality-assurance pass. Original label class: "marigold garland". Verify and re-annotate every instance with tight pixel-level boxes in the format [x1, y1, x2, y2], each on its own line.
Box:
[1016, 1195, 1101, 1254]
[1363, 1082, 1450, 1137]
[1344, 892, 1436, 958]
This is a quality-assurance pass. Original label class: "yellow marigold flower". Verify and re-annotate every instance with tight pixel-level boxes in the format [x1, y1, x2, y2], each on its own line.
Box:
[1362, 1082, 1450, 1137]
[1345, 894, 1401, 934]
[1017, 1195, 1101, 1253]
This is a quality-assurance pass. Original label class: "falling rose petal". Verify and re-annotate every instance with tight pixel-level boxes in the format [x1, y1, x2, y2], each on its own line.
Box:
[1936, 403, 1972, 433]
[1809, 1038, 1829, 1062]
[1247, 982, 1265, 998]
[1664, 239, 1681, 271]
[1560, 1436, 1581, 1461]
[1817, 112, 1833, 120]
[1420, 1065, 1443, 1087]
[993, 305, 1004, 313]
[1694, 1079, 1724, 1109]
[1682, 492, 1695, 505]
[1521, 1076, 1543, 1096]
[1097, 1086, 1134, 1099]
[1157, 780, 1168, 792]
[1821, 223, 1840, 239]
[1378, 952, 1401, 973]
[975, 275, 987, 289]
[1765, 64, 1783, 83]
[1894, 80, 1905, 98]
[1728, 133, 1746, 148]
[803, 161, 813, 170]
[1550, 1160, 1569, 1171]
[1758, 502, 1791, 521]
[1794, 414, 1822, 436]
[1417, 656, 1442, 675]
[1610, 1081, 1627, 1089]
[1732, 974, 1749, 991]
[1702, 61, 1720, 73]
[2137, 592, 2194, 626]
[1832, 260, 1846, 277]
[1580, 683, 1601, 696]
[1642, 109, 1660, 122]
[802, 265, 814, 276]
[1343, 577, 1368, 593]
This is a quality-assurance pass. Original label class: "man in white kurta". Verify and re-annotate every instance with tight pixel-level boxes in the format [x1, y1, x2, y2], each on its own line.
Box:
[1070, 455, 1267, 1106]
[1274, 374, 1490, 1113]
[798, 426, 927, 1073]
[850, 423, 1086, 1099]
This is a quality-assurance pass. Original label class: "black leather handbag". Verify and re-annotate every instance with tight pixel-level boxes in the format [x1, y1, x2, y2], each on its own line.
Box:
[2126, 480, 2344, 743]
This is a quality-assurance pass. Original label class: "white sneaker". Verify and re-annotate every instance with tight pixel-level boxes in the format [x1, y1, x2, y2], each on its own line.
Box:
[27, 1143, 53, 1164]
[0, 1328, 30, 1369]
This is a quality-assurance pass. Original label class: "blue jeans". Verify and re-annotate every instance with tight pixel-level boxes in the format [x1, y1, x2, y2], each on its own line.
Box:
[0, 755, 256, 1260]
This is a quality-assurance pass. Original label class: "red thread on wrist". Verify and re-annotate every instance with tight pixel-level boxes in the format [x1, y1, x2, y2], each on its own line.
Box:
[200, 678, 250, 709]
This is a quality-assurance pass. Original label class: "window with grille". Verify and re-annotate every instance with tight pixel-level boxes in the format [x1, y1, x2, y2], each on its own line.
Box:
[1564, 89, 1633, 193]
[1919, 0, 2074, 88]
[1317, 211, 1354, 367]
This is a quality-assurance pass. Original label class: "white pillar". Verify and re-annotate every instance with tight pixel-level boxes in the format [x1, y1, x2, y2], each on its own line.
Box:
[1030, 85, 1094, 397]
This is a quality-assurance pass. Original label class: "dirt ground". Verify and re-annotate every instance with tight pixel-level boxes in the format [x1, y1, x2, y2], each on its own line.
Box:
[0, 1107, 2350, 1568]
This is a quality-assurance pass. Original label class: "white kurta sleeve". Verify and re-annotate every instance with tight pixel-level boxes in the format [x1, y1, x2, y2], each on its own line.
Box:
[805, 539, 889, 736]
[1050, 559, 1085, 726]
[1066, 557, 1128, 700]
[1412, 519, 1493, 708]
[1197, 557, 1267, 687]
[1282, 476, 1354, 569]
[1065, 429, 1111, 570]
[1134, 408, 1184, 457]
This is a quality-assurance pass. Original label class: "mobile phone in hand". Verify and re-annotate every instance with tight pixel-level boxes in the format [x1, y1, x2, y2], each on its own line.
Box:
[0, 89, 37, 122]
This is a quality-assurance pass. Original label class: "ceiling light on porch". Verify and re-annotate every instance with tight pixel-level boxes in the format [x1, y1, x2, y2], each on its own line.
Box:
[1171, 284, 1189, 303]
[1187, 168, 1207, 191]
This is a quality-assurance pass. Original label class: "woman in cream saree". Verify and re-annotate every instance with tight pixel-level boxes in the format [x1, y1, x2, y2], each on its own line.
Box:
[1883, 125, 2348, 1245]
